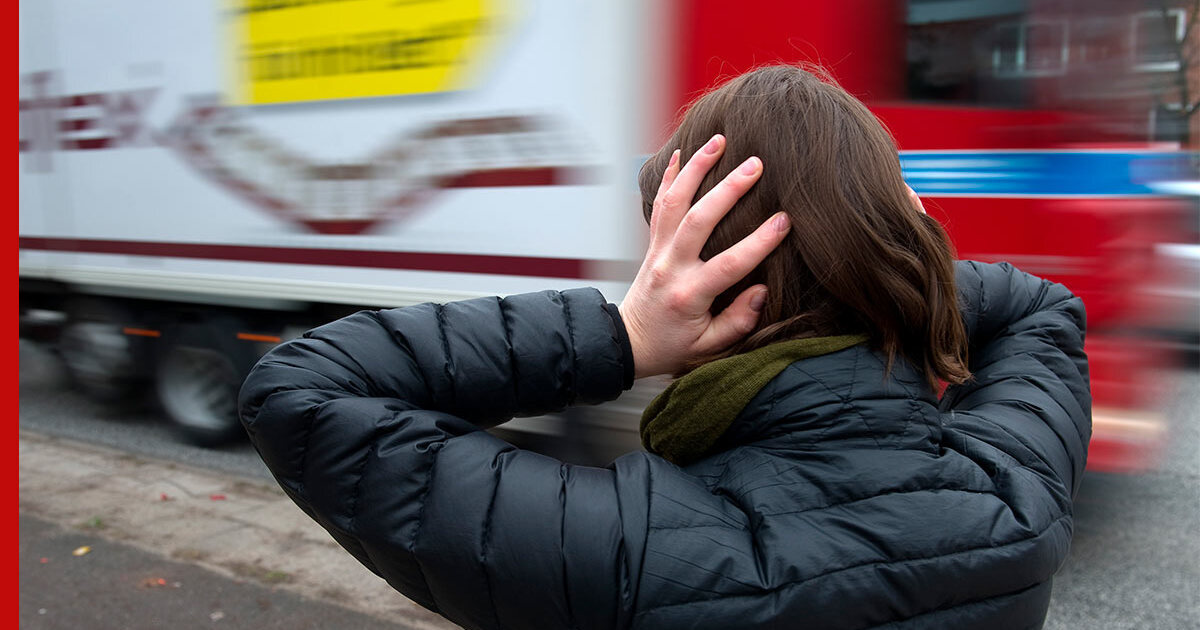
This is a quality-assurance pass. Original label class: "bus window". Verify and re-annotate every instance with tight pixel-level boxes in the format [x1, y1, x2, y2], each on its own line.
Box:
[906, 0, 1029, 106]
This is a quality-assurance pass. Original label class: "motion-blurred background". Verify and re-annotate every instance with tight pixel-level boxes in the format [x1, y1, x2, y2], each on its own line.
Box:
[19, 0, 1200, 627]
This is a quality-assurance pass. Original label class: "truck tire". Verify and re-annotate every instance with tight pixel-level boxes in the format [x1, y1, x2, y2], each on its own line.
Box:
[155, 318, 253, 447]
[58, 299, 150, 404]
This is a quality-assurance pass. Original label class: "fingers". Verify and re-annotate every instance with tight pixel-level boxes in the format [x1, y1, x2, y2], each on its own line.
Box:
[695, 211, 790, 297]
[649, 150, 682, 239]
[670, 155, 763, 260]
[625, 135, 790, 377]
[652, 134, 726, 240]
[658, 149, 681, 195]
[906, 184, 927, 215]
[699, 284, 769, 352]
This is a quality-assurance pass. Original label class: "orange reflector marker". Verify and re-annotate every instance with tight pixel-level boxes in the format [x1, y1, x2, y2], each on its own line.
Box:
[122, 327, 161, 338]
[237, 333, 282, 343]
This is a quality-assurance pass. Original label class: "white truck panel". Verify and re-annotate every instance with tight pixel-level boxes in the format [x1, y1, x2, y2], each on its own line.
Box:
[21, 0, 652, 307]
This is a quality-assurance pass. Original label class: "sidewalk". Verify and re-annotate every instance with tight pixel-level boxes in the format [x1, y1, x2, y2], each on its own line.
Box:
[18, 429, 459, 630]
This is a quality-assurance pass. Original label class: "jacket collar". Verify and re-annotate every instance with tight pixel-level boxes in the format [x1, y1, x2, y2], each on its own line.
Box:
[640, 335, 869, 466]
[707, 344, 945, 459]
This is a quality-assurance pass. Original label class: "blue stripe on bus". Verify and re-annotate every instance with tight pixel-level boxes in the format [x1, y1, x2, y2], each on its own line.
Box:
[899, 151, 1191, 196]
[633, 151, 1193, 197]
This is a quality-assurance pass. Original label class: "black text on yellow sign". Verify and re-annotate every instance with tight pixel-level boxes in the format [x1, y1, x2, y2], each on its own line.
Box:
[228, 0, 511, 104]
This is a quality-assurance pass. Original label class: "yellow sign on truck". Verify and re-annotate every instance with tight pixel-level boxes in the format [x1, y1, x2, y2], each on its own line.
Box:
[228, 0, 511, 104]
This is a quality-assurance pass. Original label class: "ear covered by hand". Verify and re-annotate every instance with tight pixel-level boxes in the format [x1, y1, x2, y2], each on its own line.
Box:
[618, 135, 791, 379]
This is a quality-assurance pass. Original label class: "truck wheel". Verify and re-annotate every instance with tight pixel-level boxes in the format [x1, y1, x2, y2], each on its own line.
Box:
[58, 300, 149, 404]
[155, 320, 251, 447]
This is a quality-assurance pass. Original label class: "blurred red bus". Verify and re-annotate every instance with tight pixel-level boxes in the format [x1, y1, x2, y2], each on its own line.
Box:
[656, 0, 1196, 473]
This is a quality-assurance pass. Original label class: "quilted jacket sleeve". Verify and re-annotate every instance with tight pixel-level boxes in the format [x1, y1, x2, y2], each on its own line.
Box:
[238, 289, 653, 630]
[941, 260, 1092, 499]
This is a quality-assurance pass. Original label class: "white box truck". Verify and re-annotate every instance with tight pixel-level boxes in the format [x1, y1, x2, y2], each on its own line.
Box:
[20, 0, 664, 452]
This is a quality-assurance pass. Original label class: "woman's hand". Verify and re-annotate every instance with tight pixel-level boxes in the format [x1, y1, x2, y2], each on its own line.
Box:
[619, 134, 791, 379]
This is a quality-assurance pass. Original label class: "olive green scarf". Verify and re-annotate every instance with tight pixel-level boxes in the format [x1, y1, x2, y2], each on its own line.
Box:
[639, 334, 868, 466]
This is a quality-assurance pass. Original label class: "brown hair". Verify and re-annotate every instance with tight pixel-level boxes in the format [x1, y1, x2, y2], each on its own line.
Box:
[637, 64, 969, 390]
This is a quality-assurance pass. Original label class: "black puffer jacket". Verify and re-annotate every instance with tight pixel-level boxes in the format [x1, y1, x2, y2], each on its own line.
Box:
[239, 261, 1090, 630]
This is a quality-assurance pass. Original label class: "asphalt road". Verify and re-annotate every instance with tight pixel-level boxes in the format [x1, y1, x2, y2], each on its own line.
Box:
[18, 339, 1200, 628]
[18, 340, 274, 482]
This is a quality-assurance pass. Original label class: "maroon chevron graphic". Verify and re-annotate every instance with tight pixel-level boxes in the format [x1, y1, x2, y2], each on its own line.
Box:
[162, 97, 598, 234]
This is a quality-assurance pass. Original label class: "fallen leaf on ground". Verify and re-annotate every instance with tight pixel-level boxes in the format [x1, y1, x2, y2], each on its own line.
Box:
[72, 546, 91, 557]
